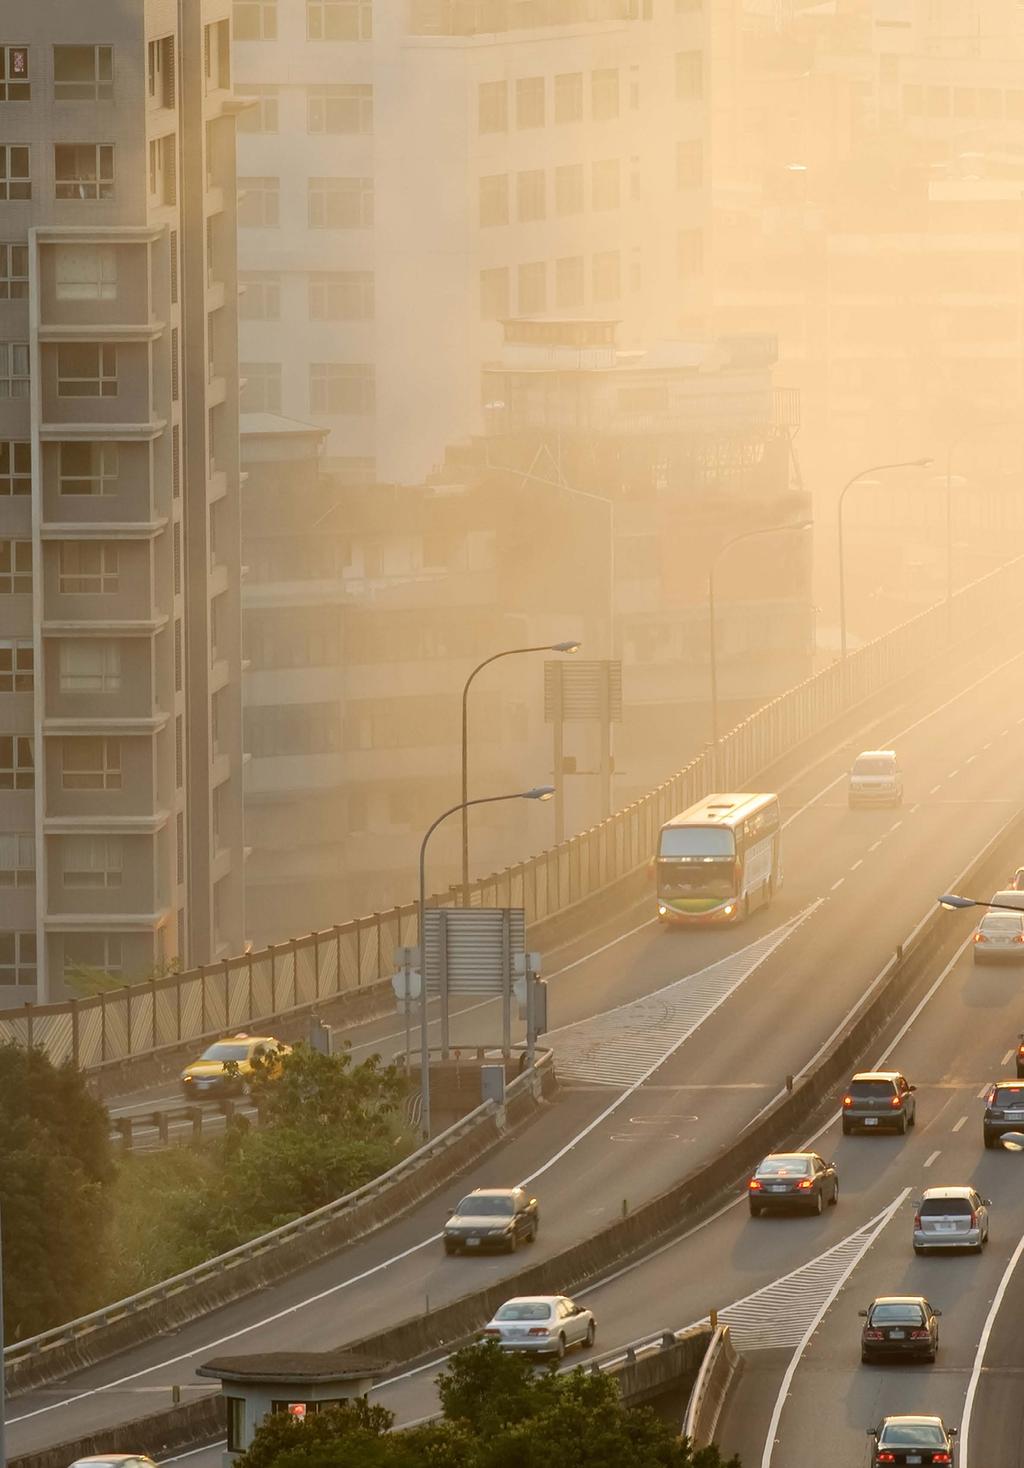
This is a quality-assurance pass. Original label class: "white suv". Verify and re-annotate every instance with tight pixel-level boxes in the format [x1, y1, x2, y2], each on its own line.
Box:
[848, 750, 903, 808]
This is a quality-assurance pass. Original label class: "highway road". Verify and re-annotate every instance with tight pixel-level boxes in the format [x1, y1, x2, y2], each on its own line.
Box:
[12, 640, 1024, 1460]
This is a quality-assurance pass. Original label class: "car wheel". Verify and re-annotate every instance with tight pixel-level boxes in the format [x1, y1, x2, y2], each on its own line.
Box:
[1017, 1066, 1024, 1079]
[924, 1351, 936, 1364]
[984, 1131, 997, 1150]
[829, 1180, 839, 1206]
[554, 1334, 566, 1361]
[812, 1190, 823, 1216]
[506, 1231, 518, 1255]
[443, 1241, 458, 1257]
[914, 1244, 925, 1256]
[861, 1351, 870, 1364]
[585, 1319, 596, 1348]
[529, 1220, 539, 1243]
[749, 1203, 762, 1218]
[896, 1112, 907, 1135]
[842, 1119, 853, 1136]
[908, 1105, 916, 1127]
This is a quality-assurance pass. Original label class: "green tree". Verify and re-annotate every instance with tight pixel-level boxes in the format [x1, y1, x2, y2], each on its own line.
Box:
[0, 1043, 112, 1338]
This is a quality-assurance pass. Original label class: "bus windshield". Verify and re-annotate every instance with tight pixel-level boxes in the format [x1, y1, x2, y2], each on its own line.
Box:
[659, 828, 735, 859]
[658, 827, 736, 900]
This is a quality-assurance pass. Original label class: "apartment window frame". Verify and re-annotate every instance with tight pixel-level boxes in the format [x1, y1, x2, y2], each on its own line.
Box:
[308, 272, 374, 321]
[57, 343, 117, 398]
[0, 834, 34, 888]
[517, 261, 546, 315]
[0, 641, 32, 693]
[0, 735, 33, 790]
[308, 176, 373, 229]
[478, 80, 507, 133]
[62, 736, 122, 791]
[676, 49, 703, 101]
[306, 0, 373, 41]
[555, 255, 585, 311]
[554, 163, 584, 215]
[53, 44, 113, 101]
[479, 173, 509, 228]
[64, 933, 121, 978]
[58, 442, 118, 498]
[0, 442, 30, 496]
[63, 835, 123, 890]
[516, 169, 546, 223]
[0, 931, 36, 986]
[0, 45, 29, 101]
[234, 0, 279, 41]
[55, 143, 115, 201]
[591, 67, 619, 121]
[309, 362, 375, 416]
[592, 157, 621, 210]
[593, 248, 621, 302]
[59, 641, 122, 694]
[59, 541, 120, 595]
[0, 145, 30, 201]
[237, 175, 280, 228]
[480, 267, 510, 321]
[0, 343, 29, 399]
[240, 361, 283, 414]
[0, 540, 31, 594]
[54, 242, 118, 301]
[554, 71, 583, 124]
[0, 243, 28, 299]
[239, 271, 281, 321]
[516, 76, 545, 128]
[236, 83, 278, 133]
[306, 83, 372, 134]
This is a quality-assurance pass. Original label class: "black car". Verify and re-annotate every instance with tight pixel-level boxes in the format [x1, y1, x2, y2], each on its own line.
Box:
[983, 1078, 1024, 1148]
[860, 1295, 940, 1363]
[443, 1187, 539, 1255]
[868, 1415, 956, 1466]
[748, 1152, 838, 1216]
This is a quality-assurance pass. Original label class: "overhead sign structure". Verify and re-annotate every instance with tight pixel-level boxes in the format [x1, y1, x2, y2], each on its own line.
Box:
[422, 908, 525, 1054]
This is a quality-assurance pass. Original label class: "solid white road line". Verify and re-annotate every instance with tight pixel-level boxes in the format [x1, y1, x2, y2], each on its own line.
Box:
[924, 1150, 941, 1167]
[952, 1115, 967, 1132]
[959, 1223, 1024, 1468]
[760, 1190, 911, 1468]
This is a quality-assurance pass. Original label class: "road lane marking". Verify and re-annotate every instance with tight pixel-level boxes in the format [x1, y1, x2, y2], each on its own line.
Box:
[978, 1083, 991, 1099]
[850, 859, 863, 872]
[868, 840, 883, 852]
[889, 820, 903, 832]
[952, 1115, 967, 1132]
[909, 803, 921, 813]
[1001, 1049, 1014, 1066]
[830, 878, 845, 892]
[948, 769, 960, 779]
[760, 1191, 911, 1468]
[930, 784, 942, 795]
[983, 741, 993, 749]
[924, 1150, 941, 1167]
[959, 1222, 1024, 1467]
[965, 754, 977, 765]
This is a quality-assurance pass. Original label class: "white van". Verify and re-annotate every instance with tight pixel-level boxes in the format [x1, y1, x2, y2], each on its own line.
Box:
[848, 750, 903, 808]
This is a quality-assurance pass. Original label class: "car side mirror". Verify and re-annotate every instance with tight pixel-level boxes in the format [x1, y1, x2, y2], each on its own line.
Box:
[858, 1310, 868, 1317]
[948, 1428, 958, 1437]
[934, 1310, 942, 1317]
[867, 1430, 877, 1439]
[982, 1198, 992, 1206]
[530, 1198, 537, 1207]
[445, 1208, 454, 1218]
[908, 1084, 917, 1092]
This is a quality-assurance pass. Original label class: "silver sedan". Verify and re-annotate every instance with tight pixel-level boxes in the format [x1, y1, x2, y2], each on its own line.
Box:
[481, 1295, 596, 1359]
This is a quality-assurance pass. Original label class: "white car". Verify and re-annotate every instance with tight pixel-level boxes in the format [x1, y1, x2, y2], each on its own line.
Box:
[848, 750, 903, 807]
[481, 1295, 596, 1359]
[972, 909, 1024, 963]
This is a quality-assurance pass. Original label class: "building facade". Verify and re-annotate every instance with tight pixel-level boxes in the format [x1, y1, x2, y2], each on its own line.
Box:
[233, 0, 708, 485]
[0, 0, 245, 1002]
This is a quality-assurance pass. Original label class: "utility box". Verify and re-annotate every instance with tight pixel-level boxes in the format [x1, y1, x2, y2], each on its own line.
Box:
[308, 1017, 332, 1055]
[481, 1063, 506, 1106]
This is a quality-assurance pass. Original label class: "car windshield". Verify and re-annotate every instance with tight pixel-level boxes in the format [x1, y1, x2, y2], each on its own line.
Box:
[993, 1086, 1024, 1108]
[980, 913, 1022, 933]
[495, 1302, 551, 1321]
[920, 1197, 972, 1216]
[757, 1157, 812, 1177]
[853, 758, 894, 776]
[458, 1195, 513, 1216]
[200, 1043, 249, 1062]
[870, 1304, 925, 1324]
[659, 827, 735, 859]
[850, 1080, 896, 1097]
[879, 1424, 947, 1447]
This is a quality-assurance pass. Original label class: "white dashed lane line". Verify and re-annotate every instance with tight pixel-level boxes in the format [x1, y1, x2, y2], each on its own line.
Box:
[830, 878, 845, 892]
[948, 769, 960, 779]
[868, 840, 883, 852]
[1002, 1049, 1015, 1067]
[952, 1115, 968, 1132]
[924, 1150, 941, 1168]
[965, 754, 977, 765]
[909, 803, 921, 814]
[930, 784, 942, 795]
[978, 1083, 992, 1099]
[889, 820, 903, 832]
[850, 859, 863, 872]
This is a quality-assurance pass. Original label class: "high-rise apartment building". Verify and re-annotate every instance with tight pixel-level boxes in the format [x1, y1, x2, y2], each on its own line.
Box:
[0, 1, 245, 1002]
[233, 0, 708, 484]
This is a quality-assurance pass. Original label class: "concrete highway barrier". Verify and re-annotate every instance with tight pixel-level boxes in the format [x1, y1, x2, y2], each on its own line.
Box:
[682, 1324, 742, 1449]
[8, 1393, 223, 1468]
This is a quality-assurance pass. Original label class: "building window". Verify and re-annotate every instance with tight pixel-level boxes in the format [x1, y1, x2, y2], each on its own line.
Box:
[55, 143, 114, 200]
[58, 443, 118, 497]
[237, 176, 280, 227]
[148, 134, 176, 205]
[0, 442, 30, 496]
[54, 243, 118, 300]
[554, 71, 583, 124]
[676, 138, 703, 189]
[555, 256, 584, 310]
[0, 343, 29, 399]
[57, 344, 117, 398]
[170, 228, 178, 302]
[171, 327, 179, 400]
[478, 80, 507, 132]
[678, 227, 704, 276]
[173, 521, 181, 597]
[226, 1398, 245, 1455]
[306, 83, 373, 132]
[592, 158, 620, 210]
[517, 169, 545, 222]
[175, 714, 183, 788]
[234, 0, 278, 40]
[0, 46, 30, 101]
[479, 174, 509, 228]
[480, 267, 509, 321]
[59, 641, 121, 693]
[63, 836, 123, 889]
[64, 933, 121, 978]
[147, 36, 175, 108]
[245, 702, 342, 757]
[593, 249, 621, 301]
[0, 146, 30, 201]
[176, 811, 185, 882]
[306, 0, 373, 40]
[59, 542, 119, 594]
[53, 44, 113, 101]
[174, 618, 182, 690]
[203, 20, 230, 92]
[0, 736, 33, 789]
[62, 736, 121, 790]
[591, 68, 619, 120]
[0, 242, 28, 299]
[516, 76, 545, 128]
[308, 176, 373, 228]
[172, 424, 180, 498]
[554, 163, 583, 215]
[240, 362, 282, 414]
[0, 642, 32, 693]
[309, 362, 375, 415]
[239, 272, 283, 320]
[517, 261, 546, 315]
[0, 541, 31, 594]
[308, 272, 374, 320]
[676, 50, 702, 100]
[236, 83, 278, 133]
[0, 932, 36, 986]
[0, 835, 34, 888]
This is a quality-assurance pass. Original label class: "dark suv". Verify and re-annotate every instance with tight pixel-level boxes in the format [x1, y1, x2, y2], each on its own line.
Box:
[842, 1071, 917, 1135]
[983, 1079, 1024, 1148]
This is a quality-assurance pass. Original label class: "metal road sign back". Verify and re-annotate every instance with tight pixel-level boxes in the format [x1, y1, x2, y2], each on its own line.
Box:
[422, 908, 525, 995]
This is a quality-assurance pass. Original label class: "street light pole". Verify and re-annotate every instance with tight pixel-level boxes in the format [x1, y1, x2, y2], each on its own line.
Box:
[461, 642, 579, 904]
[419, 786, 555, 1139]
[838, 458, 933, 661]
[708, 521, 813, 780]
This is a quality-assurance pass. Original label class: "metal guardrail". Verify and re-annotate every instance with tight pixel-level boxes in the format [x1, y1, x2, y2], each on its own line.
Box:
[3, 553, 1024, 1075]
[3, 1051, 550, 1367]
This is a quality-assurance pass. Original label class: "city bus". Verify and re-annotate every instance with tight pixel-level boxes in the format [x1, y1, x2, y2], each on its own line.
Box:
[654, 792, 782, 925]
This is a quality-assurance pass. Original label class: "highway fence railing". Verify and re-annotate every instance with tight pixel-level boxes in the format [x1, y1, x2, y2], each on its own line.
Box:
[3, 552, 1023, 1075]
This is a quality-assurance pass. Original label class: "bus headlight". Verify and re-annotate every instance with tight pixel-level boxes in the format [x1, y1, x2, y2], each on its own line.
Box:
[723, 904, 735, 916]
[658, 904, 667, 915]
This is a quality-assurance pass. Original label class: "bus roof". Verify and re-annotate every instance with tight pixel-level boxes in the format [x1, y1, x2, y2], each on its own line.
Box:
[660, 793, 777, 830]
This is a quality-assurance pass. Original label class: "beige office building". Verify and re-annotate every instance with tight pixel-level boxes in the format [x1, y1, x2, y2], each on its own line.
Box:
[233, 0, 708, 484]
[0, 0, 245, 1001]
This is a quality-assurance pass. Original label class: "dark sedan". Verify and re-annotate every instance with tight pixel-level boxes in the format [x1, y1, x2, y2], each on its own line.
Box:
[983, 1079, 1024, 1148]
[860, 1296, 940, 1363]
[443, 1187, 539, 1255]
[868, 1415, 956, 1466]
[748, 1152, 838, 1217]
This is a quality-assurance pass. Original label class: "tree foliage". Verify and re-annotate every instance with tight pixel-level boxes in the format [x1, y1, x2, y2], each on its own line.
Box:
[233, 1341, 741, 1468]
[0, 1042, 113, 1339]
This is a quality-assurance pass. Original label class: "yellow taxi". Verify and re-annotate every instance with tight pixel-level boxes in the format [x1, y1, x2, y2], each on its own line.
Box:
[180, 1032, 290, 1099]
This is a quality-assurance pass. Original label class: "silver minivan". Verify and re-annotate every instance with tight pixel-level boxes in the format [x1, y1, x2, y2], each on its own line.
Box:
[848, 750, 903, 807]
[912, 1186, 989, 1254]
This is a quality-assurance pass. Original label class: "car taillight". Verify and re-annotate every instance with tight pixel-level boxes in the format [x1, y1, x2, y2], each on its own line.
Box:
[1018, 1045, 1024, 1056]
[931, 1454, 951, 1464]
[890, 1095, 902, 1107]
[527, 1327, 550, 1336]
[1014, 935, 1024, 944]
[842, 1094, 853, 1107]
[910, 1329, 932, 1340]
[796, 1178, 813, 1189]
[914, 1212, 922, 1229]
[748, 1178, 763, 1191]
[877, 1453, 895, 1463]
[863, 1329, 883, 1340]
[969, 1210, 977, 1228]
[974, 932, 987, 943]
